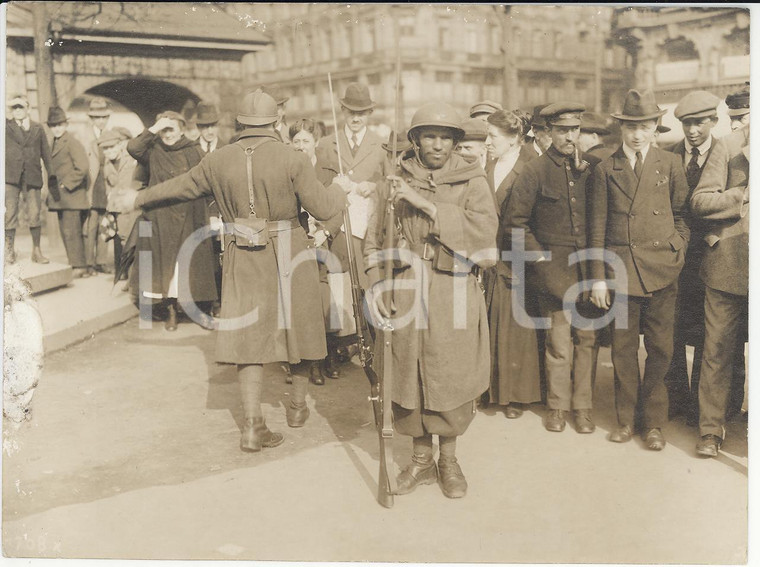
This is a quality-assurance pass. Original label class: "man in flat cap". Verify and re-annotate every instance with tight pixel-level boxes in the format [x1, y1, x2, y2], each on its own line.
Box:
[662, 90, 722, 422]
[589, 89, 690, 451]
[5, 94, 53, 264]
[506, 102, 602, 435]
[456, 117, 489, 169]
[725, 85, 749, 131]
[578, 112, 613, 161]
[469, 100, 502, 122]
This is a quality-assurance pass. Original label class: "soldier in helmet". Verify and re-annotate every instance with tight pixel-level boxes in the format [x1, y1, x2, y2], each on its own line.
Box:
[364, 102, 498, 499]
[113, 89, 350, 453]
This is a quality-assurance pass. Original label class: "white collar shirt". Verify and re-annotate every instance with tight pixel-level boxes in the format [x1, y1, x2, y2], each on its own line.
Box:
[684, 135, 712, 169]
[493, 146, 521, 191]
[344, 125, 366, 149]
[622, 143, 651, 171]
[200, 138, 218, 153]
[533, 139, 543, 156]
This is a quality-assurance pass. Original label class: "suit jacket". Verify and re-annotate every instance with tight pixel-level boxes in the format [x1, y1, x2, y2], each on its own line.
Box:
[589, 145, 690, 297]
[690, 128, 749, 296]
[5, 119, 52, 187]
[46, 132, 90, 211]
[76, 124, 107, 209]
[586, 143, 614, 162]
[518, 142, 540, 163]
[506, 145, 601, 301]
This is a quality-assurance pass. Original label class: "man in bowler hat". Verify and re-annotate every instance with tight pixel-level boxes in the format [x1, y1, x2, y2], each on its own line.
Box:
[195, 101, 226, 154]
[589, 89, 690, 451]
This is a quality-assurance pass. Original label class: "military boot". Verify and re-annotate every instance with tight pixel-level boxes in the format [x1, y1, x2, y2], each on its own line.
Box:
[240, 417, 284, 452]
[395, 456, 438, 495]
[286, 401, 310, 428]
[4, 230, 16, 264]
[438, 457, 468, 498]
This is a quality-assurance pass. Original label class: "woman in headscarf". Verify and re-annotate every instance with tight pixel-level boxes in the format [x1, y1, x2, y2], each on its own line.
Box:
[127, 111, 218, 330]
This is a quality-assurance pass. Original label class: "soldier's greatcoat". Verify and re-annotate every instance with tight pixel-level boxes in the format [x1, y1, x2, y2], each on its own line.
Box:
[134, 128, 346, 365]
[364, 153, 498, 412]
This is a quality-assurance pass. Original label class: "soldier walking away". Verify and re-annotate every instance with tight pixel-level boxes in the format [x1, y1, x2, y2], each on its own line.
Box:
[364, 102, 498, 498]
[5, 94, 53, 265]
[113, 90, 349, 452]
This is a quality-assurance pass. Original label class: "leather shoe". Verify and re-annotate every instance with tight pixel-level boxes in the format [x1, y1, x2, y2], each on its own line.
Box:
[72, 267, 91, 279]
[438, 457, 467, 498]
[644, 428, 666, 451]
[95, 263, 114, 274]
[309, 362, 324, 386]
[320, 356, 340, 380]
[696, 434, 722, 458]
[609, 424, 633, 443]
[286, 401, 309, 428]
[574, 409, 596, 434]
[240, 417, 284, 452]
[395, 459, 438, 495]
[545, 409, 566, 432]
[505, 404, 523, 419]
[31, 247, 49, 264]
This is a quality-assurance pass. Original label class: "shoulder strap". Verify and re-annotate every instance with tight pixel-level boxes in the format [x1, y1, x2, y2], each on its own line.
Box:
[236, 138, 273, 216]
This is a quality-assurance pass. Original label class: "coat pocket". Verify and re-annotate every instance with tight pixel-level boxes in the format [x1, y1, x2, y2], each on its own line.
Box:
[540, 185, 560, 201]
[668, 233, 685, 252]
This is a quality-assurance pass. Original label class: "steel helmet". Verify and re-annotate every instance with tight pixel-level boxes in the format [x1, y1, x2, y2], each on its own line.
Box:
[408, 102, 465, 142]
[237, 89, 279, 126]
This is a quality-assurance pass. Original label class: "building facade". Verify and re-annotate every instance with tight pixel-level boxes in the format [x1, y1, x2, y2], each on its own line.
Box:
[240, 4, 633, 129]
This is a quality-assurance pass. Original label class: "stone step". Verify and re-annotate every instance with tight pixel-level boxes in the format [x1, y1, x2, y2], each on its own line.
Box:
[17, 259, 74, 295]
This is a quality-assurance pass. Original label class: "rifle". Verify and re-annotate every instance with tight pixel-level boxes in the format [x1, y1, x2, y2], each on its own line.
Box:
[328, 72, 397, 508]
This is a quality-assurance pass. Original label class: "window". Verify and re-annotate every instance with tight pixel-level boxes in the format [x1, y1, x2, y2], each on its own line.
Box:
[484, 69, 501, 85]
[465, 26, 479, 53]
[575, 79, 588, 91]
[532, 29, 544, 58]
[436, 71, 453, 83]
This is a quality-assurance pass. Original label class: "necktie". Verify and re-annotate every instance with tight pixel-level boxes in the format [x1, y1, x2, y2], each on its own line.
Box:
[350, 133, 359, 157]
[686, 147, 701, 190]
[16, 120, 23, 130]
[633, 151, 643, 180]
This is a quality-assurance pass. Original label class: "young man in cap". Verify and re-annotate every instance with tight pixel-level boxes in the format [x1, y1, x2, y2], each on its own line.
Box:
[690, 115, 749, 458]
[469, 100, 503, 122]
[5, 94, 54, 264]
[506, 102, 601, 434]
[315, 82, 385, 290]
[80, 97, 113, 274]
[578, 112, 613, 161]
[456, 117, 489, 169]
[589, 89, 690, 451]
[663, 90, 721, 422]
[113, 89, 350, 453]
[364, 101, 498, 498]
[46, 106, 90, 278]
[725, 85, 749, 131]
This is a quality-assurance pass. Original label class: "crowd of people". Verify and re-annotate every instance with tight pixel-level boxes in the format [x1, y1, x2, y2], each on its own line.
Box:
[5, 78, 749, 501]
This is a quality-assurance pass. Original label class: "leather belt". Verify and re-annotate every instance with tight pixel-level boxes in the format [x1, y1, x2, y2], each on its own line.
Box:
[409, 241, 436, 261]
[267, 218, 301, 232]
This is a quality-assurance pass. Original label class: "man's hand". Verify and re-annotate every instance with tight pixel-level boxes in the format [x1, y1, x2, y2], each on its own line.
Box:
[209, 216, 223, 233]
[355, 180, 375, 198]
[332, 174, 354, 194]
[387, 175, 436, 218]
[590, 281, 611, 310]
[149, 117, 176, 135]
[111, 189, 140, 213]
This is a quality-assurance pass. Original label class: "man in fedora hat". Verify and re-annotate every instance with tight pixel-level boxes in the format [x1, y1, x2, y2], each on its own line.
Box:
[5, 94, 53, 264]
[259, 84, 290, 144]
[113, 88, 350, 453]
[80, 96, 113, 274]
[315, 81, 385, 290]
[578, 111, 613, 161]
[46, 106, 90, 278]
[662, 90, 723, 422]
[457, 117, 489, 169]
[589, 89, 690, 451]
[506, 102, 602, 435]
[469, 100, 502, 121]
[725, 85, 749, 131]
[195, 101, 226, 154]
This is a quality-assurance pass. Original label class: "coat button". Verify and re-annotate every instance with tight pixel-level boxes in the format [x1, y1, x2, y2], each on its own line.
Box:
[571, 197, 577, 202]
[653, 241, 659, 247]
[629, 213, 635, 218]
[569, 181, 575, 187]
[348, 170, 354, 175]
[453, 264, 459, 270]
[653, 209, 660, 215]
[566, 165, 571, 171]
[283, 271, 290, 277]
[574, 227, 580, 233]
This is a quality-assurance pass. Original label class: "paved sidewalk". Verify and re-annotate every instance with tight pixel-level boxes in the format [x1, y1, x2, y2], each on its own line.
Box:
[2, 321, 748, 563]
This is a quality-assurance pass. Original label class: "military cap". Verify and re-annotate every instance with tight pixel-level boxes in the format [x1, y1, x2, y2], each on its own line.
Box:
[8, 94, 29, 108]
[460, 117, 489, 142]
[88, 97, 111, 117]
[674, 90, 721, 121]
[612, 89, 666, 122]
[195, 101, 220, 126]
[580, 112, 610, 135]
[541, 102, 586, 127]
[46, 106, 68, 126]
[469, 100, 502, 118]
[725, 87, 749, 117]
[237, 89, 278, 126]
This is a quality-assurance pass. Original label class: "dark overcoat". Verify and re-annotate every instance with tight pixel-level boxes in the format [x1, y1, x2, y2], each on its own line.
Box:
[505, 145, 601, 302]
[46, 133, 90, 211]
[5, 119, 52, 188]
[134, 128, 347, 365]
[691, 129, 749, 297]
[127, 129, 218, 304]
[364, 154, 498, 412]
[589, 145, 690, 297]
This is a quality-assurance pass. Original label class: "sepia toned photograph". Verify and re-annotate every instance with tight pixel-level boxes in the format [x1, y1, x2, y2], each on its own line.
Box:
[1, 2, 752, 564]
